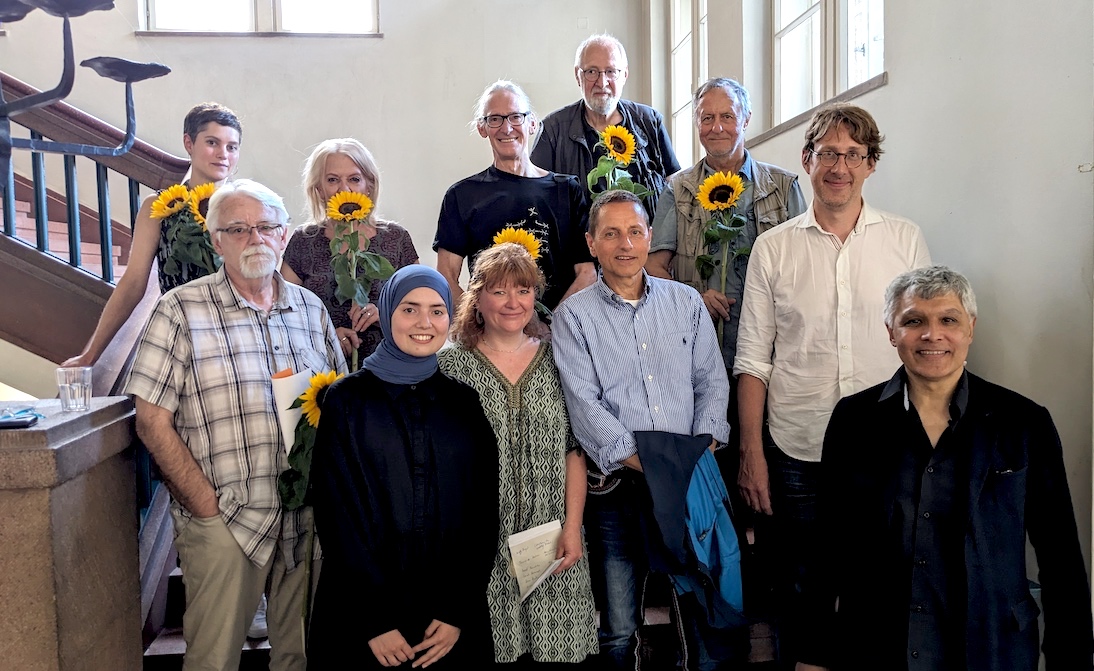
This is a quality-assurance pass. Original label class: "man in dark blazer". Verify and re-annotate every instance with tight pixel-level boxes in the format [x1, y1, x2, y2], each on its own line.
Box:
[796, 265, 1092, 671]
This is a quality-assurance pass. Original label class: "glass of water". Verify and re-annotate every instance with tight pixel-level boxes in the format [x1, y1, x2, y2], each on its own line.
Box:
[56, 366, 93, 412]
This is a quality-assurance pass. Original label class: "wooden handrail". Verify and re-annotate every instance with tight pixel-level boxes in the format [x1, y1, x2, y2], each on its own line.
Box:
[2, 71, 189, 189]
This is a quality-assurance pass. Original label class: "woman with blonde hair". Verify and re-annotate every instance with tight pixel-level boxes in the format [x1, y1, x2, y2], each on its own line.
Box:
[281, 138, 418, 362]
[439, 240, 598, 668]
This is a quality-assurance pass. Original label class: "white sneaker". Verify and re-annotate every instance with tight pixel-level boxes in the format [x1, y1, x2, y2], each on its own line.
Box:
[247, 594, 269, 639]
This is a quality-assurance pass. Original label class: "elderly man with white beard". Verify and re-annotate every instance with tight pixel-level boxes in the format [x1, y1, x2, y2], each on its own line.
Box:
[126, 179, 346, 671]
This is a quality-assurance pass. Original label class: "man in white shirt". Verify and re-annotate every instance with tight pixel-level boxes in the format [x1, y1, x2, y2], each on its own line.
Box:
[732, 103, 930, 670]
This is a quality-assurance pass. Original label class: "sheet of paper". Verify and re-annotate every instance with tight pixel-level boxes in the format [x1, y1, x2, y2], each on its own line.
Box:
[507, 519, 562, 600]
[272, 370, 311, 454]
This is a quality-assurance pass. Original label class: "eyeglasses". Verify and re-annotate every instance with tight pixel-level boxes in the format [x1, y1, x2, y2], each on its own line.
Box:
[809, 149, 867, 168]
[580, 67, 624, 82]
[481, 112, 531, 129]
[217, 223, 285, 239]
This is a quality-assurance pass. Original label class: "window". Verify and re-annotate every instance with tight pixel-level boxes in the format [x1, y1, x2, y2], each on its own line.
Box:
[773, 0, 883, 124]
[669, 0, 708, 166]
[146, 0, 379, 34]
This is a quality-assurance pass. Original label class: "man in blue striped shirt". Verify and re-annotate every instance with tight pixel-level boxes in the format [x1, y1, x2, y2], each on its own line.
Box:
[553, 190, 736, 670]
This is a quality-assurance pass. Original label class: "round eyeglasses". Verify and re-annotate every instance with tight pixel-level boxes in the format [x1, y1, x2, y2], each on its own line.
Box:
[809, 149, 867, 168]
[482, 112, 531, 129]
[580, 67, 623, 83]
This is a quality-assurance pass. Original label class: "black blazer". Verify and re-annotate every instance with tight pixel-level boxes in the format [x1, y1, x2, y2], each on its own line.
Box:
[800, 370, 1092, 671]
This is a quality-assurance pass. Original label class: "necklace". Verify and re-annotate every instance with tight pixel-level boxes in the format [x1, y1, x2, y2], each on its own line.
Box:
[480, 336, 529, 354]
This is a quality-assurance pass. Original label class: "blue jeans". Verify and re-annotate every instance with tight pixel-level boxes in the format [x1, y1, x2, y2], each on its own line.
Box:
[585, 472, 748, 670]
[755, 436, 822, 670]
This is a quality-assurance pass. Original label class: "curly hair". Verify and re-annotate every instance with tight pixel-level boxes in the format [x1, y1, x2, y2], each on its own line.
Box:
[450, 243, 549, 349]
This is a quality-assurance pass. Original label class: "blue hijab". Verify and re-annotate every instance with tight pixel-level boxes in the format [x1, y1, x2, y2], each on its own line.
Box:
[361, 265, 453, 384]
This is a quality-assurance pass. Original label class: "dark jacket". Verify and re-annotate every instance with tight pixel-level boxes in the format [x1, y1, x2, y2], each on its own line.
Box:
[531, 99, 680, 219]
[635, 431, 745, 630]
[800, 370, 1093, 671]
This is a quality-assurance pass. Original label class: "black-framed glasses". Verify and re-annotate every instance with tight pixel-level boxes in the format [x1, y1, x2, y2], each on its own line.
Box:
[482, 112, 531, 129]
[809, 149, 867, 168]
[580, 67, 623, 82]
[217, 223, 284, 239]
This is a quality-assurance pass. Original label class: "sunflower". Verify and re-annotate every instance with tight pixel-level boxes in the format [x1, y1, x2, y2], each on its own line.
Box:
[299, 370, 345, 428]
[601, 125, 637, 165]
[492, 227, 541, 260]
[696, 172, 745, 212]
[326, 191, 373, 222]
[187, 183, 216, 230]
[150, 184, 190, 220]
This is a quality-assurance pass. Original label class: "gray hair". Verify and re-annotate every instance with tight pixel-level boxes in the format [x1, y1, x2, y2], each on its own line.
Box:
[588, 189, 647, 236]
[693, 77, 751, 120]
[884, 265, 978, 327]
[574, 33, 628, 68]
[470, 79, 536, 131]
[207, 179, 289, 232]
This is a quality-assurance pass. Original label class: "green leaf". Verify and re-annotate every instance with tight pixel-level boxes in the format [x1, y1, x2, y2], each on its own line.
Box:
[357, 252, 396, 281]
[695, 254, 716, 280]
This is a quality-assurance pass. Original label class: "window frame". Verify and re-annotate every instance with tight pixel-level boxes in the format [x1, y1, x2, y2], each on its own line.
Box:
[771, 0, 883, 126]
[142, 0, 381, 36]
[669, 0, 708, 166]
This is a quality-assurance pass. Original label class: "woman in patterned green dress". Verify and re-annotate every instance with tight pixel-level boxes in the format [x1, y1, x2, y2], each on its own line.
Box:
[438, 242, 597, 667]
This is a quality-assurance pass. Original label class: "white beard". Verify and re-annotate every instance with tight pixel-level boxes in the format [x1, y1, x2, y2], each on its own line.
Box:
[239, 245, 277, 279]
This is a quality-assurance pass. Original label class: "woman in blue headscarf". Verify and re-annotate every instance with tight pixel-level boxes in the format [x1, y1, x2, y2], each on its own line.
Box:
[308, 266, 500, 670]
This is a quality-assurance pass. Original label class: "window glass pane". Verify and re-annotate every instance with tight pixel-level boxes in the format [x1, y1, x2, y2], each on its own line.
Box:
[778, 10, 821, 122]
[672, 105, 694, 168]
[671, 35, 693, 108]
[152, 0, 252, 31]
[674, 0, 692, 45]
[846, 0, 884, 87]
[281, 0, 377, 33]
[778, 0, 818, 30]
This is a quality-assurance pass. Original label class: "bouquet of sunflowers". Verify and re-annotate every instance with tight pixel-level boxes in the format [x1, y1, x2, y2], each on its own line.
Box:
[586, 125, 651, 199]
[150, 183, 220, 286]
[694, 171, 748, 342]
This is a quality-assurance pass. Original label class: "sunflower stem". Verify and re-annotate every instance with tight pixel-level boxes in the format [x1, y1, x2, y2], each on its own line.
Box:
[718, 224, 729, 346]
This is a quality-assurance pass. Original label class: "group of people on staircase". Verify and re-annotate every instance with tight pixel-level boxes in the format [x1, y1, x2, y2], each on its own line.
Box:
[67, 30, 1092, 671]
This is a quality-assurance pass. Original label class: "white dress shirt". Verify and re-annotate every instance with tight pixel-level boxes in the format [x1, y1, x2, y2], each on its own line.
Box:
[733, 201, 931, 461]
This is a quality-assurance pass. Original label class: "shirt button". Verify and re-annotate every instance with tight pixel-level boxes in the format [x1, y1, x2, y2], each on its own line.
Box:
[839, 280, 846, 286]
[911, 651, 919, 659]
[926, 466, 934, 473]
[840, 311, 847, 317]
[642, 343, 647, 350]
[647, 375, 653, 381]
[274, 345, 280, 351]
[841, 345, 848, 350]
[912, 605, 924, 613]
[916, 558, 927, 566]
[653, 406, 660, 412]
[922, 512, 931, 519]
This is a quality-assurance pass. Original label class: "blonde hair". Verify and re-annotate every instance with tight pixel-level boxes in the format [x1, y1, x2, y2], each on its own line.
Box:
[301, 138, 381, 225]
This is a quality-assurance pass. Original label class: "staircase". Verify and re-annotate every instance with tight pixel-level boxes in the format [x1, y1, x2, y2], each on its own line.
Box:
[7, 186, 126, 277]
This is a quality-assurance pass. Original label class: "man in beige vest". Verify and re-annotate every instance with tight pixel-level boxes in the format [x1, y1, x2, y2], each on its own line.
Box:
[647, 77, 805, 378]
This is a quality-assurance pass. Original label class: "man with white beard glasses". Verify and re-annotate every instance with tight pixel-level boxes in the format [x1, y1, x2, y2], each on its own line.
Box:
[126, 179, 346, 671]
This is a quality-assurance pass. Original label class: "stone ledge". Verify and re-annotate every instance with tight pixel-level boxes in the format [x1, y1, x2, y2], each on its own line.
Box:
[0, 396, 135, 490]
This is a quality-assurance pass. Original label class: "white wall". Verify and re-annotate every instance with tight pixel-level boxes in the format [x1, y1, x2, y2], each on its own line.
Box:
[0, 0, 644, 267]
[742, 1, 1094, 565]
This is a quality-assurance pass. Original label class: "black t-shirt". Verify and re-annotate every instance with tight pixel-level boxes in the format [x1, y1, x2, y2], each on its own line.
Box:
[433, 167, 592, 309]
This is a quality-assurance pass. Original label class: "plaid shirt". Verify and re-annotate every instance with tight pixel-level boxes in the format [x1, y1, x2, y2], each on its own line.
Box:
[126, 268, 347, 569]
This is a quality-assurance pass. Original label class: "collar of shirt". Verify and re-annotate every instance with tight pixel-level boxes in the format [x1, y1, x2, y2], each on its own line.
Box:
[593, 268, 653, 307]
[880, 366, 970, 424]
[794, 199, 886, 237]
[212, 267, 295, 314]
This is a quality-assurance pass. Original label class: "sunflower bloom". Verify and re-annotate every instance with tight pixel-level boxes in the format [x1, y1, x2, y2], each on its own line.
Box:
[299, 370, 345, 428]
[601, 125, 637, 165]
[326, 191, 373, 222]
[187, 183, 216, 230]
[492, 227, 542, 260]
[697, 172, 745, 212]
[151, 184, 191, 220]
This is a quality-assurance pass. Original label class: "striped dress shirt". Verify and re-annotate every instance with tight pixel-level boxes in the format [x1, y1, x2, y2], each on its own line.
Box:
[125, 268, 347, 570]
[552, 272, 730, 473]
